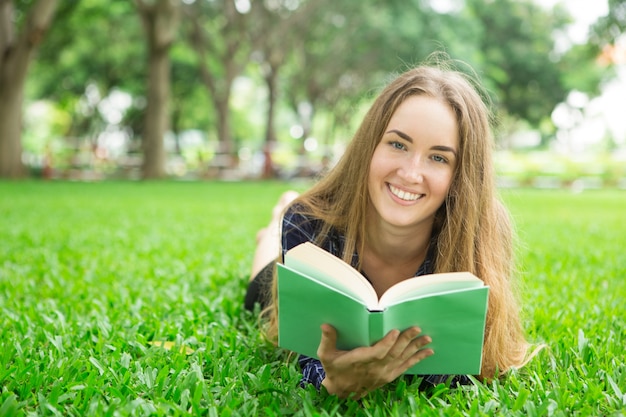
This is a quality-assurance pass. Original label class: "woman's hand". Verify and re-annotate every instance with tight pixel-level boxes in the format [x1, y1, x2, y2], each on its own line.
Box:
[318, 324, 434, 399]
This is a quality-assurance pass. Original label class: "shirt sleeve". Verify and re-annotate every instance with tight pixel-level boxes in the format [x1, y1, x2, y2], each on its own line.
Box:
[281, 206, 323, 259]
[280, 207, 327, 390]
[298, 355, 326, 390]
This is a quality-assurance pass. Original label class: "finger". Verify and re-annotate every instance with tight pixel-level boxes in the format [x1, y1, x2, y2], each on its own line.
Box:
[401, 346, 435, 371]
[387, 327, 423, 359]
[317, 324, 338, 360]
[399, 334, 432, 359]
[369, 329, 401, 360]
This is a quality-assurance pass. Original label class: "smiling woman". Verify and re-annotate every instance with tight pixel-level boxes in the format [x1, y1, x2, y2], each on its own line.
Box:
[367, 95, 458, 235]
[246, 60, 536, 400]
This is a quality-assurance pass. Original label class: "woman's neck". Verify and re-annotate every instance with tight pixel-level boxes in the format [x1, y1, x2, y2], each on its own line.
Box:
[360, 219, 434, 296]
[363, 229, 431, 270]
[363, 209, 434, 263]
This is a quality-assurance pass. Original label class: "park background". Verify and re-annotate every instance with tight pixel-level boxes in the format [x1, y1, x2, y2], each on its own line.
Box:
[0, 0, 625, 186]
[1, 0, 626, 416]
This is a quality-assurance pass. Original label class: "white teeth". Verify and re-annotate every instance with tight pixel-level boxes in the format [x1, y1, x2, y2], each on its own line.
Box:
[389, 185, 421, 201]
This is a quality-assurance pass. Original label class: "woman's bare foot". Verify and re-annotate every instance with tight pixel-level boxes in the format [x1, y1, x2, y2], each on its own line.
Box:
[249, 191, 299, 281]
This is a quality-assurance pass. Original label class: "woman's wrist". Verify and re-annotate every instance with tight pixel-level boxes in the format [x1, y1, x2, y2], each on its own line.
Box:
[321, 377, 343, 397]
[321, 377, 365, 399]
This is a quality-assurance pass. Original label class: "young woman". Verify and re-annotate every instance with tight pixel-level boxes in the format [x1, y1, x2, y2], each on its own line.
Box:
[245, 63, 531, 399]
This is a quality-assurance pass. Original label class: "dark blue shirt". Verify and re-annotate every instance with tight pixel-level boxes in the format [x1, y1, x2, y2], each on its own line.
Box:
[281, 206, 470, 390]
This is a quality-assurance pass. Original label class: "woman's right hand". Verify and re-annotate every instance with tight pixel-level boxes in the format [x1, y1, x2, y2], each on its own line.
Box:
[317, 324, 434, 399]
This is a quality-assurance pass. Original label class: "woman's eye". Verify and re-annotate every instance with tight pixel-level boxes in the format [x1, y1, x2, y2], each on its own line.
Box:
[432, 154, 448, 163]
[390, 141, 406, 150]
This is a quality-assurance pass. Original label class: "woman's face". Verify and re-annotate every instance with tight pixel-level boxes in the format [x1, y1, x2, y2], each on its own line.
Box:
[367, 95, 459, 231]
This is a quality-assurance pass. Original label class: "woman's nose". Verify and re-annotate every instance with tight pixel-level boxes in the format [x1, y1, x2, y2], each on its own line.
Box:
[398, 156, 425, 183]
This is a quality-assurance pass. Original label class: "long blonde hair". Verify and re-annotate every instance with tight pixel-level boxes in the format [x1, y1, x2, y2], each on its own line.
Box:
[266, 63, 531, 380]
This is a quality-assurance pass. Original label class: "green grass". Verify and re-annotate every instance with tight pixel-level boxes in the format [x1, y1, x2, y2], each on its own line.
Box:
[0, 181, 625, 416]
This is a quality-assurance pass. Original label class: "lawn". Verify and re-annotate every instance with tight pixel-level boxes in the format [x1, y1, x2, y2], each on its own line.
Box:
[0, 181, 624, 416]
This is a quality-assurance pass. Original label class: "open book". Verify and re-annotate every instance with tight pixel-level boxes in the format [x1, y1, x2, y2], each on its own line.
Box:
[277, 242, 489, 375]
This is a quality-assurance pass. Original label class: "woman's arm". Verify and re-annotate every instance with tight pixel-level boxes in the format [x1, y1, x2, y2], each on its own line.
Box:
[281, 207, 323, 258]
[298, 356, 326, 389]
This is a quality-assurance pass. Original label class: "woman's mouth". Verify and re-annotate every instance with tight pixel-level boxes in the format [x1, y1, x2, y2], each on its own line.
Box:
[389, 184, 423, 202]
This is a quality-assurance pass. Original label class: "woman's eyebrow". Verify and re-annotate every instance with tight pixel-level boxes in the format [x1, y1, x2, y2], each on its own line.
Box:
[386, 129, 413, 142]
[431, 145, 458, 157]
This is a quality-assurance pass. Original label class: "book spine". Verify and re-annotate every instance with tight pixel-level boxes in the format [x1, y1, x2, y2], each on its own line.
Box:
[368, 311, 385, 345]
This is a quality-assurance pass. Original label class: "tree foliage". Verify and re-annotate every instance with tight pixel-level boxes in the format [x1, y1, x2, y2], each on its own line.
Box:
[0, 0, 614, 178]
[590, 0, 626, 46]
[466, 0, 570, 127]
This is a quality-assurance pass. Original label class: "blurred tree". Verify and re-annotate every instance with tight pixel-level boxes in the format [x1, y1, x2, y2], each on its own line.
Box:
[590, 0, 626, 47]
[559, 43, 610, 96]
[0, 0, 58, 178]
[30, 0, 144, 161]
[31, 0, 211, 175]
[282, 1, 376, 151]
[281, 0, 471, 159]
[184, 0, 253, 167]
[169, 46, 215, 153]
[33, 1, 142, 100]
[8, 0, 610, 179]
[135, 0, 181, 179]
[466, 0, 570, 128]
[247, 0, 327, 177]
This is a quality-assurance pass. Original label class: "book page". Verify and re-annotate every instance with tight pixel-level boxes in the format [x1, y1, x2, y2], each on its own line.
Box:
[285, 242, 378, 306]
[378, 271, 484, 308]
[284, 242, 378, 307]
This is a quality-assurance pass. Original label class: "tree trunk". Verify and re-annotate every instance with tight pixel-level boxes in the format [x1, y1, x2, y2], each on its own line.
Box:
[262, 65, 279, 178]
[136, 0, 180, 179]
[0, 70, 26, 178]
[185, 3, 249, 171]
[141, 46, 170, 179]
[192, 44, 236, 166]
[0, 0, 58, 178]
[214, 96, 233, 156]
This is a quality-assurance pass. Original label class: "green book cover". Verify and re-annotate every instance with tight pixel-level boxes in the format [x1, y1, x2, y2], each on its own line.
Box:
[277, 242, 489, 375]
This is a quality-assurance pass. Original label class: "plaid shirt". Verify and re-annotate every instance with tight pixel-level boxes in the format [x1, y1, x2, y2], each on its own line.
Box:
[281, 206, 470, 390]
